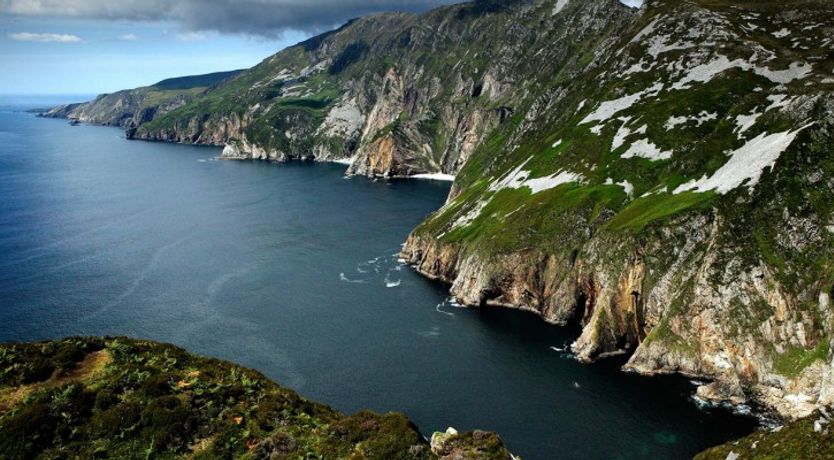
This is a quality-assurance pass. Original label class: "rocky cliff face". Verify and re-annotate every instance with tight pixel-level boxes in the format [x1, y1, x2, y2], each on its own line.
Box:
[402, 0, 834, 421]
[45, 0, 834, 422]
[120, 0, 636, 179]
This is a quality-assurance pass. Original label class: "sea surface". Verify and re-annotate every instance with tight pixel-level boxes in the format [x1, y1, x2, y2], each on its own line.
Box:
[0, 98, 757, 459]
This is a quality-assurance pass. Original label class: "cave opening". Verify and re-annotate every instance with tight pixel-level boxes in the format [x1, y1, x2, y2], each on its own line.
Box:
[631, 290, 644, 342]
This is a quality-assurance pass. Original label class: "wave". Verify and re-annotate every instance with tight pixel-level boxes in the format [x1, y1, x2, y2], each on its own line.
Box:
[78, 235, 189, 321]
[385, 279, 401, 288]
[435, 302, 455, 317]
[339, 273, 366, 283]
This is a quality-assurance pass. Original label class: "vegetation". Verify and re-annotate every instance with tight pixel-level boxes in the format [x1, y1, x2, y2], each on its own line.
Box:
[773, 342, 831, 378]
[0, 337, 512, 460]
[151, 70, 244, 91]
[696, 412, 834, 460]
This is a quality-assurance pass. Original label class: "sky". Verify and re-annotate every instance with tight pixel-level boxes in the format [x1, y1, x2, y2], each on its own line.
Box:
[0, 0, 643, 95]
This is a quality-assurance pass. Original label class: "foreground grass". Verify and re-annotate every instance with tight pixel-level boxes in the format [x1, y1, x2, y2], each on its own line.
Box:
[0, 337, 512, 460]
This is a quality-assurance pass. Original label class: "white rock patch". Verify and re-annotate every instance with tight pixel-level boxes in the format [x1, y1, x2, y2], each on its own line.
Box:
[672, 56, 813, 90]
[772, 28, 791, 38]
[452, 200, 490, 229]
[672, 55, 746, 90]
[674, 124, 813, 194]
[646, 35, 696, 58]
[318, 98, 364, 138]
[621, 138, 672, 161]
[580, 83, 664, 124]
[765, 94, 794, 112]
[734, 112, 762, 134]
[489, 158, 533, 191]
[755, 62, 813, 84]
[665, 111, 717, 130]
[605, 178, 635, 197]
[552, 0, 569, 15]
[489, 157, 583, 194]
[524, 171, 584, 194]
[612, 117, 633, 150]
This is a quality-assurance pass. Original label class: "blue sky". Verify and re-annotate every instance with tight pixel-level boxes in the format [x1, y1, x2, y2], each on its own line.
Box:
[0, 0, 644, 96]
[0, 16, 309, 95]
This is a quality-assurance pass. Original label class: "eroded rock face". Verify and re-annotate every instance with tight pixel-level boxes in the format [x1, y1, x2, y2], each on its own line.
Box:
[51, 0, 636, 180]
[398, 0, 834, 421]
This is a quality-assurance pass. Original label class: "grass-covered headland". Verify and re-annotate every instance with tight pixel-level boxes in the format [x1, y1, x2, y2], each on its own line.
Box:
[0, 337, 513, 460]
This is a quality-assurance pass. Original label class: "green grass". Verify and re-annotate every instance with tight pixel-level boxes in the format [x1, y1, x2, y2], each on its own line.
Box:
[606, 191, 717, 232]
[773, 342, 830, 378]
[695, 411, 834, 460]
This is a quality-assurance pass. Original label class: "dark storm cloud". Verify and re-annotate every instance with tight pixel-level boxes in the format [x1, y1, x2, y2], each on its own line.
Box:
[0, 0, 465, 36]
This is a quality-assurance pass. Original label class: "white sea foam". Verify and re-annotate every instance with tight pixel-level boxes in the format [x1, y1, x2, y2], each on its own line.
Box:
[411, 173, 456, 181]
[339, 273, 366, 283]
[436, 302, 455, 317]
[385, 279, 401, 288]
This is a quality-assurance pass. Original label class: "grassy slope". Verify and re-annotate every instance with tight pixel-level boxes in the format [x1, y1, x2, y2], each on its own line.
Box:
[696, 412, 834, 460]
[0, 337, 511, 460]
[410, 0, 834, 372]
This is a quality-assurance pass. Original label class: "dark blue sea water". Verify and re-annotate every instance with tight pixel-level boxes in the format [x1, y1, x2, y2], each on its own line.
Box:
[0, 100, 756, 459]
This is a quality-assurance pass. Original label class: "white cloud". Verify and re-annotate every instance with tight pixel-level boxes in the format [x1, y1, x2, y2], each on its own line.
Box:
[0, 0, 462, 37]
[7, 32, 82, 42]
[176, 31, 205, 42]
[117, 33, 138, 41]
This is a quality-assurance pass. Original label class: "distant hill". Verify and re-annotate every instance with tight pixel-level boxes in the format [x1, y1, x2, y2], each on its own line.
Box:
[151, 70, 245, 91]
[41, 69, 245, 128]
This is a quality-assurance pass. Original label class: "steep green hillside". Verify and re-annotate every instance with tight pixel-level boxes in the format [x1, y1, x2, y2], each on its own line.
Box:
[0, 337, 512, 460]
[402, 0, 834, 420]
[152, 70, 244, 91]
[130, 0, 636, 175]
